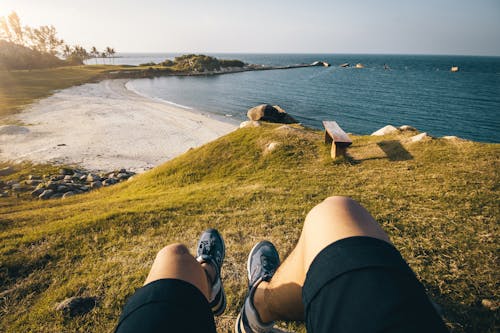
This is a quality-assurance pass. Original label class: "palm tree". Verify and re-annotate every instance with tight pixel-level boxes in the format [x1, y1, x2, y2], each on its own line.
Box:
[62, 44, 72, 59]
[109, 47, 116, 64]
[105, 46, 114, 64]
[101, 51, 107, 65]
[90, 46, 98, 65]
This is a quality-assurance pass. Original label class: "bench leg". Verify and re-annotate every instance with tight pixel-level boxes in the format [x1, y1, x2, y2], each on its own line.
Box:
[331, 143, 347, 159]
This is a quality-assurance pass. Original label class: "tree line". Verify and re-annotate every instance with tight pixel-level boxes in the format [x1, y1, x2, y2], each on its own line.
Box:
[0, 11, 115, 64]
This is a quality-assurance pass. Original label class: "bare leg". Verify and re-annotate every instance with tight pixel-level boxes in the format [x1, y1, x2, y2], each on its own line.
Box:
[253, 196, 391, 322]
[144, 243, 215, 301]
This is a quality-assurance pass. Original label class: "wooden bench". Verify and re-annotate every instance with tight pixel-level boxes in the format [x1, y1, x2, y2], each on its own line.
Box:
[322, 121, 352, 158]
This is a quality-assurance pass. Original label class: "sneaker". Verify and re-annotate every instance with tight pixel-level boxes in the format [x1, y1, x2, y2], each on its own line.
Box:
[235, 241, 280, 333]
[196, 228, 226, 316]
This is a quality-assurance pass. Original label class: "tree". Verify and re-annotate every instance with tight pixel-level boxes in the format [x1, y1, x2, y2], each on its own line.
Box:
[90, 46, 99, 65]
[7, 12, 23, 45]
[62, 44, 72, 59]
[109, 47, 116, 64]
[101, 51, 107, 65]
[0, 16, 12, 41]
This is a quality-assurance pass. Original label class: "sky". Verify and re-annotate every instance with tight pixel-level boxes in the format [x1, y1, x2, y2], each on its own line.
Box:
[1, 0, 499, 56]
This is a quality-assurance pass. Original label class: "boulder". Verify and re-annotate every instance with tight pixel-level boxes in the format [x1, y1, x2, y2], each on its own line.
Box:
[371, 125, 399, 136]
[55, 296, 97, 317]
[25, 179, 42, 186]
[90, 181, 102, 189]
[31, 188, 45, 197]
[62, 192, 75, 199]
[247, 104, 297, 124]
[11, 183, 22, 191]
[28, 175, 41, 180]
[407, 132, 431, 143]
[399, 125, 417, 132]
[240, 121, 261, 128]
[39, 189, 54, 200]
[50, 193, 64, 199]
[87, 174, 101, 182]
[0, 166, 14, 176]
[57, 185, 69, 193]
[265, 142, 280, 153]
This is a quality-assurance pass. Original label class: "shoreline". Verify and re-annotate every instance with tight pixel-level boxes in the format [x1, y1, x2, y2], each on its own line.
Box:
[0, 79, 238, 173]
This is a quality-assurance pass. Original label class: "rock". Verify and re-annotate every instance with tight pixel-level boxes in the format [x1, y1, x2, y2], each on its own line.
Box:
[103, 178, 117, 186]
[62, 191, 75, 198]
[25, 179, 42, 186]
[355, 63, 365, 68]
[87, 174, 101, 182]
[265, 142, 280, 153]
[371, 125, 399, 136]
[59, 168, 73, 175]
[119, 168, 127, 174]
[80, 185, 90, 192]
[79, 175, 87, 182]
[50, 193, 64, 199]
[31, 188, 45, 197]
[55, 296, 97, 317]
[6, 180, 17, 186]
[11, 183, 22, 191]
[399, 125, 417, 132]
[51, 175, 65, 181]
[239, 120, 261, 128]
[0, 191, 8, 198]
[247, 104, 297, 124]
[90, 181, 102, 189]
[407, 132, 431, 143]
[35, 183, 46, 190]
[28, 175, 41, 180]
[481, 299, 499, 311]
[64, 175, 73, 181]
[116, 173, 129, 180]
[107, 173, 116, 179]
[0, 166, 14, 176]
[39, 189, 54, 200]
[57, 185, 69, 193]
[46, 181, 59, 191]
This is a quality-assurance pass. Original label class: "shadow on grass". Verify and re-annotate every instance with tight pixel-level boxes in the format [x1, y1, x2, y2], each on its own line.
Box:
[377, 140, 413, 161]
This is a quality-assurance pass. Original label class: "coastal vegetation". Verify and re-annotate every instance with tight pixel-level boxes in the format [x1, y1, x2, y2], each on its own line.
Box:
[0, 11, 115, 69]
[0, 122, 498, 332]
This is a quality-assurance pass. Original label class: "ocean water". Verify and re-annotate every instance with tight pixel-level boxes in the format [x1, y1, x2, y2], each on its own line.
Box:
[122, 53, 500, 143]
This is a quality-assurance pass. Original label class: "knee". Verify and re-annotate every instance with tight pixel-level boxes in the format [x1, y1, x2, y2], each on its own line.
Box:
[304, 196, 359, 228]
[156, 243, 191, 262]
[322, 196, 357, 207]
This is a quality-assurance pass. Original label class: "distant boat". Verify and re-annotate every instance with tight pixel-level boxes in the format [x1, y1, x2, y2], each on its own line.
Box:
[339, 63, 349, 68]
[355, 63, 365, 69]
[450, 66, 459, 72]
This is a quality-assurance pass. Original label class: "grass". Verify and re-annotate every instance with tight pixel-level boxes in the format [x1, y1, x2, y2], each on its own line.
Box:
[0, 124, 498, 332]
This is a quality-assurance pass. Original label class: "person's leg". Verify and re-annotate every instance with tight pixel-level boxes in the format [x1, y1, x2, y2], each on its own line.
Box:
[253, 196, 391, 322]
[115, 229, 226, 333]
[144, 243, 213, 299]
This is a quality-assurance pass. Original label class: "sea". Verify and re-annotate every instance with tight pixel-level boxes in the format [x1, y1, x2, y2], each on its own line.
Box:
[103, 53, 500, 143]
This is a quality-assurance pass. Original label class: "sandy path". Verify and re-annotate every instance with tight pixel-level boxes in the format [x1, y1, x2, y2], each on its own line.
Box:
[0, 79, 237, 172]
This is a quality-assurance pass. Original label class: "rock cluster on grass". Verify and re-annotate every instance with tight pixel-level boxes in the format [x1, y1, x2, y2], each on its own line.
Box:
[0, 167, 135, 200]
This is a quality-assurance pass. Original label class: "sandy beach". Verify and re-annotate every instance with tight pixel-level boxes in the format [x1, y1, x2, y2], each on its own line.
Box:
[0, 79, 237, 172]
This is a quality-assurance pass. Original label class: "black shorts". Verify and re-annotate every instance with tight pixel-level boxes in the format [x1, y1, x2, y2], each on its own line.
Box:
[115, 278, 216, 333]
[303, 236, 448, 333]
[116, 236, 447, 333]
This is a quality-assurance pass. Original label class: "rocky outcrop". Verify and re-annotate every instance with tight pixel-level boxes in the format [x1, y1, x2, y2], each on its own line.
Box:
[0, 167, 135, 200]
[371, 125, 399, 136]
[247, 104, 297, 124]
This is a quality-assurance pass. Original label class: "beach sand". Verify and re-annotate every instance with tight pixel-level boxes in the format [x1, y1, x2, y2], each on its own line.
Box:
[0, 79, 237, 172]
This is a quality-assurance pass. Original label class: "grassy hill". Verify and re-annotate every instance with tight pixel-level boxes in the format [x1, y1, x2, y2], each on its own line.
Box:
[0, 124, 498, 332]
